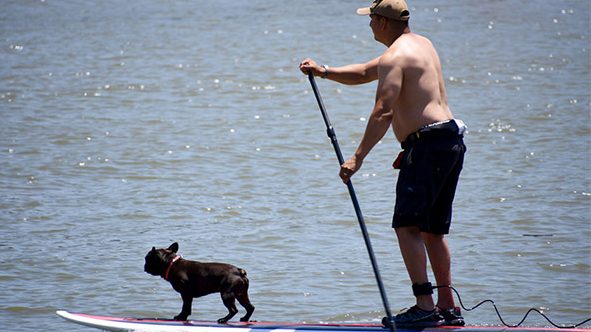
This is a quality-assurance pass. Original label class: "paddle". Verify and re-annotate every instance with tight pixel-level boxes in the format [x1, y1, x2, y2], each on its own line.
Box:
[307, 73, 396, 331]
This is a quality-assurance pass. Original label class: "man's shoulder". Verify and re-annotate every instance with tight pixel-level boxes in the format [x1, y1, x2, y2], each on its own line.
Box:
[377, 49, 400, 72]
[385, 33, 434, 63]
[380, 38, 414, 65]
[401, 32, 431, 42]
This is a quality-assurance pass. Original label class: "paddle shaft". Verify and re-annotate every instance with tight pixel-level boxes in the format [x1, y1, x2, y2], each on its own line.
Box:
[307, 73, 395, 331]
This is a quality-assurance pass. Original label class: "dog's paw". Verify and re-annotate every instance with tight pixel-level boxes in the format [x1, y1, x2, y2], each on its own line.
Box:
[217, 318, 229, 324]
[174, 315, 188, 321]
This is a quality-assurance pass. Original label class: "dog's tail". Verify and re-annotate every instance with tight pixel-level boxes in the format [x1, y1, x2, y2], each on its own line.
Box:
[238, 268, 249, 285]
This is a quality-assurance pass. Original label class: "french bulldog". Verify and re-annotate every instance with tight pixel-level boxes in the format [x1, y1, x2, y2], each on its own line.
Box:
[144, 242, 255, 323]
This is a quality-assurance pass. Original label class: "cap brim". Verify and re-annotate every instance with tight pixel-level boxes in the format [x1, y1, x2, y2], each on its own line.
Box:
[356, 7, 371, 16]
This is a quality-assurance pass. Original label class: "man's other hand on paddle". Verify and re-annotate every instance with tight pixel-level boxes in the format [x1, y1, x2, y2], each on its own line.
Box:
[340, 156, 362, 183]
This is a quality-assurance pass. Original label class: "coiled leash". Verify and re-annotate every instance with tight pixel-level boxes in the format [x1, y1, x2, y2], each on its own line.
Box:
[429, 284, 591, 328]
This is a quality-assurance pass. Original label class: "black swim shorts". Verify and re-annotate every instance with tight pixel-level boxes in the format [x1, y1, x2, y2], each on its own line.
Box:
[392, 121, 466, 234]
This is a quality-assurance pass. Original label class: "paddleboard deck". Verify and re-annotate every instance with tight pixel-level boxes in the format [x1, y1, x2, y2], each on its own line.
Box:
[56, 311, 589, 332]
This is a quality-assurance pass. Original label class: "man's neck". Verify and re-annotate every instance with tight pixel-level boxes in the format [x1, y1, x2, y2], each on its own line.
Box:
[384, 28, 411, 47]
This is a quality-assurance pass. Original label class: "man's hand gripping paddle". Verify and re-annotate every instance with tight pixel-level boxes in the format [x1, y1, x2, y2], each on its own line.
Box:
[307, 73, 396, 331]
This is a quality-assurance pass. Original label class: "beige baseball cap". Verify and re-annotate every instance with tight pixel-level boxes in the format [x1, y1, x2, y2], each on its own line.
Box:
[356, 0, 410, 21]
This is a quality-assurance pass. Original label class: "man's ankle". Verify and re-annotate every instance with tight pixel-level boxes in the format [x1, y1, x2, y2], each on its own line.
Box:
[416, 295, 435, 312]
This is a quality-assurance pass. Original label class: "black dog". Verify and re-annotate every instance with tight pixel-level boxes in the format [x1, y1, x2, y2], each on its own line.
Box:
[144, 242, 255, 323]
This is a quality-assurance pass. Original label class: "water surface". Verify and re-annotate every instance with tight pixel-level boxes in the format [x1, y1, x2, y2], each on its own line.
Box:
[1, 1, 589, 331]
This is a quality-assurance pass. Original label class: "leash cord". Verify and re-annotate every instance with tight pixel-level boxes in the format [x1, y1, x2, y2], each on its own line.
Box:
[434, 285, 591, 328]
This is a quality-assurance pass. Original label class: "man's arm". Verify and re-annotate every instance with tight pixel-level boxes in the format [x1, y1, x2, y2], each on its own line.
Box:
[299, 57, 380, 85]
[339, 54, 402, 183]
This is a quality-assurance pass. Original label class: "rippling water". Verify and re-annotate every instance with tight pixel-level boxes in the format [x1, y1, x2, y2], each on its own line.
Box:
[1, 1, 590, 331]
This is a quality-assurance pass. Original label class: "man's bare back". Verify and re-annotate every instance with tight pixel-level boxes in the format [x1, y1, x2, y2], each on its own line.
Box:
[379, 32, 453, 142]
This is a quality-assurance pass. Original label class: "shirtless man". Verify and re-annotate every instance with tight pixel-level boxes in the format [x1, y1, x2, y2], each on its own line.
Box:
[299, 0, 466, 328]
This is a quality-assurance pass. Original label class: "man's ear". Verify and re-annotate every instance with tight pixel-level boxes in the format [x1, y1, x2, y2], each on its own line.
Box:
[380, 16, 389, 31]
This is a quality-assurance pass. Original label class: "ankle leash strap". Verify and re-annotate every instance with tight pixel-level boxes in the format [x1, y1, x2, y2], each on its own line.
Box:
[412, 282, 434, 296]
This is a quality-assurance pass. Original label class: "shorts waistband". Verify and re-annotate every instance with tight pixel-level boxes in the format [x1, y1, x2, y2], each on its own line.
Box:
[401, 119, 467, 150]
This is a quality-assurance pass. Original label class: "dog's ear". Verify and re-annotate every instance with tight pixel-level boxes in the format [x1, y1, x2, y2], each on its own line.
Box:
[168, 242, 179, 253]
[151, 247, 156, 252]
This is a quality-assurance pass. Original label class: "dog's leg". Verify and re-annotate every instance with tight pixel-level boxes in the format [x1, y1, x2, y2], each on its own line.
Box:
[217, 292, 238, 324]
[236, 271, 254, 322]
[236, 292, 255, 322]
[174, 293, 193, 321]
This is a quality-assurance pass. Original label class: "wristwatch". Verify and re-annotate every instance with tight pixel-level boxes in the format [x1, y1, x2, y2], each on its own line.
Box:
[321, 64, 329, 78]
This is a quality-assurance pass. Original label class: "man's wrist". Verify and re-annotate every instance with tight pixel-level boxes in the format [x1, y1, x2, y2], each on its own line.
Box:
[321, 64, 329, 78]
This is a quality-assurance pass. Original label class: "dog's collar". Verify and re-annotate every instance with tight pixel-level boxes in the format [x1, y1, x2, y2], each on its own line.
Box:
[164, 255, 181, 281]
